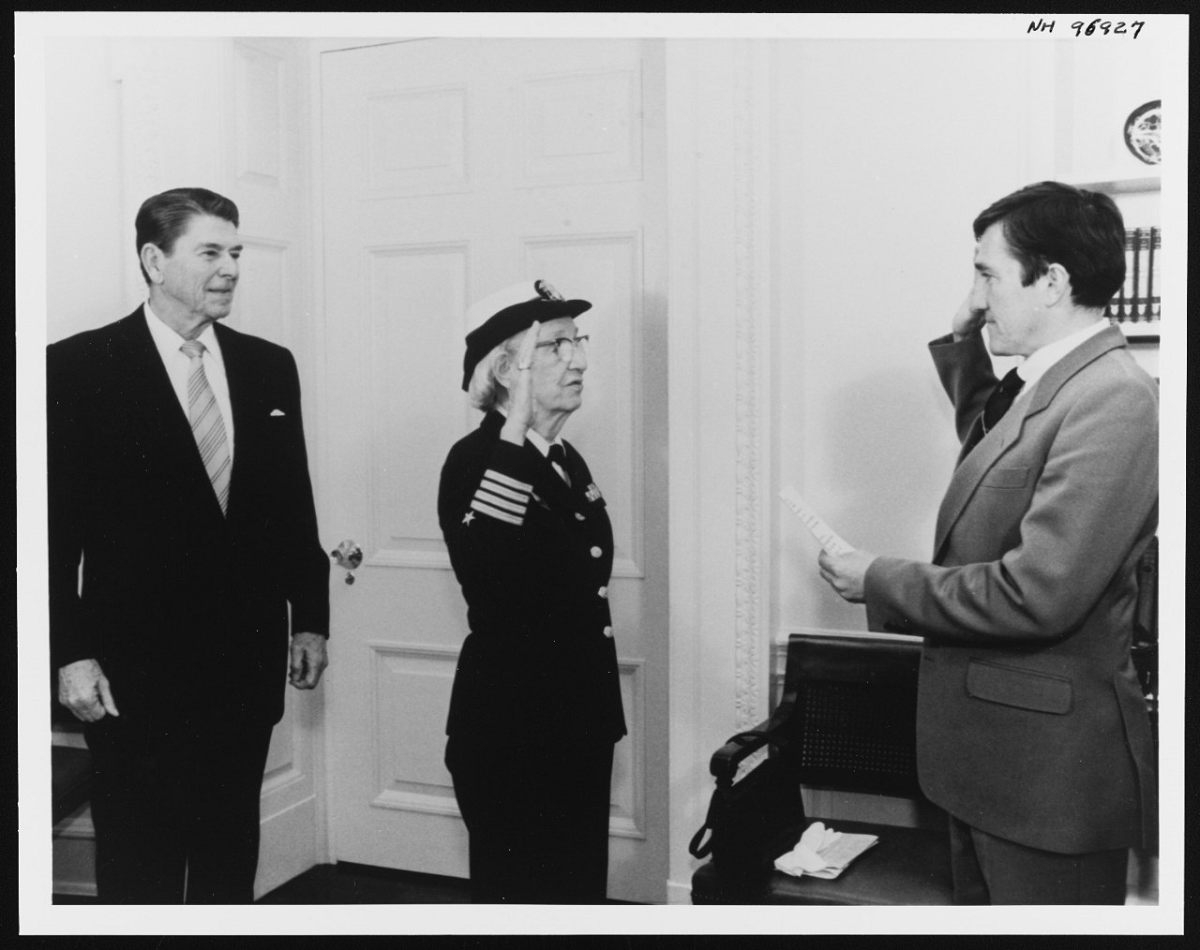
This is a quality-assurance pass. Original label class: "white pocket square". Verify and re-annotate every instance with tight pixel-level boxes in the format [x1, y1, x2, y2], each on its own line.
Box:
[270, 408, 286, 417]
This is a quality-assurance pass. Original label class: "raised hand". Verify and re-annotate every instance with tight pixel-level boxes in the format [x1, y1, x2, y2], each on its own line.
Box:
[952, 290, 986, 341]
[500, 320, 540, 445]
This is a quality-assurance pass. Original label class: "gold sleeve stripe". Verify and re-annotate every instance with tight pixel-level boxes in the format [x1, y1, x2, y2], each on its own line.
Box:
[483, 469, 533, 492]
[478, 478, 527, 503]
[470, 498, 524, 525]
[474, 488, 526, 515]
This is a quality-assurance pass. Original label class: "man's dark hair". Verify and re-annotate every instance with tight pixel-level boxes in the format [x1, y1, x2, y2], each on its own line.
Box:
[973, 181, 1125, 310]
[135, 187, 240, 285]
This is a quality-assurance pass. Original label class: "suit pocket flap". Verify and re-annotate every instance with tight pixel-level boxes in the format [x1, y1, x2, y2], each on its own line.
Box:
[980, 466, 1030, 489]
[966, 660, 1072, 714]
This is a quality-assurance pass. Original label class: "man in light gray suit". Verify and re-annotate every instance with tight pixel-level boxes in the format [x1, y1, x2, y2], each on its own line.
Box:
[820, 182, 1157, 904]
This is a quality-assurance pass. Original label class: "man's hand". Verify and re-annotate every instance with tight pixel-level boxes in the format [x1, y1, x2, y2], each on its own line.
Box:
[817, 548, 878, 604]
[289, 632, 329, 690]
[500, 321, 540, 446]
[58, 659, 119, 722]
[952, 291, 986, 341]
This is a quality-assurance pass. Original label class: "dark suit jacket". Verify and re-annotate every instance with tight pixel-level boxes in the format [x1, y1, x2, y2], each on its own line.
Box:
[47, 308, 329, 725]
[865, 326, 1158, 854]
[437, 411, 627, 747]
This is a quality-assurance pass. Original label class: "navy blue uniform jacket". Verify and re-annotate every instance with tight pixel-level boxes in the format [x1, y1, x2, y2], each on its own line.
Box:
[438, 411, 627, 746]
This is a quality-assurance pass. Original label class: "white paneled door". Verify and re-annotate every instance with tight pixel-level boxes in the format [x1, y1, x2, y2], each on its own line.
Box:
[319, 38, 668, 903]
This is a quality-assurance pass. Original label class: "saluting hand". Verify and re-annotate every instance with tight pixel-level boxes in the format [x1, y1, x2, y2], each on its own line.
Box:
[952, 291, 986, 341]
[500, 320, 540, 446]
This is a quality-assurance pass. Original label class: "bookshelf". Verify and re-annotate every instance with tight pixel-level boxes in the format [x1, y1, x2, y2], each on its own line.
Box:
[1107, 225, 1161, 344]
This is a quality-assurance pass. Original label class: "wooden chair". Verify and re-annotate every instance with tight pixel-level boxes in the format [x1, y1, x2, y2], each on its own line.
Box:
[690, 634, 954, 905]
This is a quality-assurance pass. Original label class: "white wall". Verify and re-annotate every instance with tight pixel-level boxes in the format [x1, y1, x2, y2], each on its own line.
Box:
[774, 39, 1057, 638]
[44, 38, 127, 342]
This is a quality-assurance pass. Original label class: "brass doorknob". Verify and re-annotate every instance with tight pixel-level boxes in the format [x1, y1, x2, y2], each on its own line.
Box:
[331, 540, 363, 583]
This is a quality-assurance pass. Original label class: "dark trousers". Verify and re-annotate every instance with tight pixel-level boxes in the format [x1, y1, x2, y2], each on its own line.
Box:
[447, 734, 615, 904]
[84, 711, 275, 904]
[948, 814, 1129, 905]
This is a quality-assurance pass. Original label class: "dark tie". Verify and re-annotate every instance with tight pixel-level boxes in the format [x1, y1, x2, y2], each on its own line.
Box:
[964, 367, 1025, 456]
[547, 444, 570, 485]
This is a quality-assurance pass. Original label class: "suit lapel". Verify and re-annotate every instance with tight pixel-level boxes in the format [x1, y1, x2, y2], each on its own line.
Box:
[116, 309, 210, 477]
[933, 326, 1128, 561]
[120, 308, 228, 524]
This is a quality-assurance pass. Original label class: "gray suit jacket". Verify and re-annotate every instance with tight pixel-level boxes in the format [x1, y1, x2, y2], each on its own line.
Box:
[865, 326, 1158, 854]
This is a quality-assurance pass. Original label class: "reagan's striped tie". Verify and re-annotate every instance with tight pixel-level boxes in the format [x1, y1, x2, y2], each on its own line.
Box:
[180, 340, 231, 514]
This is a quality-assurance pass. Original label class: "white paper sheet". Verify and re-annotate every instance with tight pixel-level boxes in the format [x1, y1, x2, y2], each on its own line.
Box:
[779, 485, 855, 556]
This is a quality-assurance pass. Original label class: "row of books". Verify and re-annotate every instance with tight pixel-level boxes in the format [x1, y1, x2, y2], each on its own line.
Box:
[1106, 226, 1160, 324]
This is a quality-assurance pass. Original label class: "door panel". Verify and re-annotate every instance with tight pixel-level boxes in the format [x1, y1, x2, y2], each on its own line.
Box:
[320, 38, 667, 902]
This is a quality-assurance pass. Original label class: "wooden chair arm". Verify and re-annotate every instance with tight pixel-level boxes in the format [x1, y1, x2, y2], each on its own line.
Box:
[708, 701, 796, 783]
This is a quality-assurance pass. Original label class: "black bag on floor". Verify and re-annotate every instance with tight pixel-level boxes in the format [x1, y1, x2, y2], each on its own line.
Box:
[688, 729, 805, 898]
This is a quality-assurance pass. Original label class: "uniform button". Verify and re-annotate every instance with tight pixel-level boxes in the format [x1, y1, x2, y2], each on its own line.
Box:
[603, 626, 614, 638]
[575, 512, 586, 521]
[590, 546, 602, 558]
[598, 586, 608, 599]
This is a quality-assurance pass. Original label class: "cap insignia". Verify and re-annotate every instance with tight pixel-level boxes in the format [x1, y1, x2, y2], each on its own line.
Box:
[535, 279, 564, 302]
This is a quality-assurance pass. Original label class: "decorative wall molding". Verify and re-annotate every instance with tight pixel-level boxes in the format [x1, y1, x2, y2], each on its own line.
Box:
[367, 641, 461, 817]
[261, 762, 305, 796]
[522, 229, 647, 580]
[363, 241, 469, 561]
[233, 235, 290, 345]
[731, 42, 773, 732]
[363, 643, 647, 840]
[233, 42, 286, 188]
[610, 656, 648, 840]
[518, 65, 643, 186]
[364, 84, 470, 198]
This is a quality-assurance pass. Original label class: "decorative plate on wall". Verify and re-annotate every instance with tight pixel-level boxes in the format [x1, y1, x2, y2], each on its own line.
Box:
[1124, 100, 1161, 165]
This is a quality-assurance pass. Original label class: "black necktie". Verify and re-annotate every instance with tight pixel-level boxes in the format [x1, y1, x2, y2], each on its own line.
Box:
[964, 367, 1025, 456]
[547, 444, 570, 485]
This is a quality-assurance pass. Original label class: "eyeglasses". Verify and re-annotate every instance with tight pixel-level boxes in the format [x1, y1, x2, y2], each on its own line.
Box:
[534, 334, 589, 362]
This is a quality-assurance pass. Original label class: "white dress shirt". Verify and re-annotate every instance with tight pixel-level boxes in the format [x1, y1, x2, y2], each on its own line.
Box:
[1013, 318, 1110, 407]
[144, 304, 235, 461]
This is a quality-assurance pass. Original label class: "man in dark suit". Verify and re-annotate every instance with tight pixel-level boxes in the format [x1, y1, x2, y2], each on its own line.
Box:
[818, 182, 1157, 904]
[48, 187, 330, 903]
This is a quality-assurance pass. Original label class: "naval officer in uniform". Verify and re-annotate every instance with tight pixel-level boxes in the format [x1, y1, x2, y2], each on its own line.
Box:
[438, 280, 626, 903]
